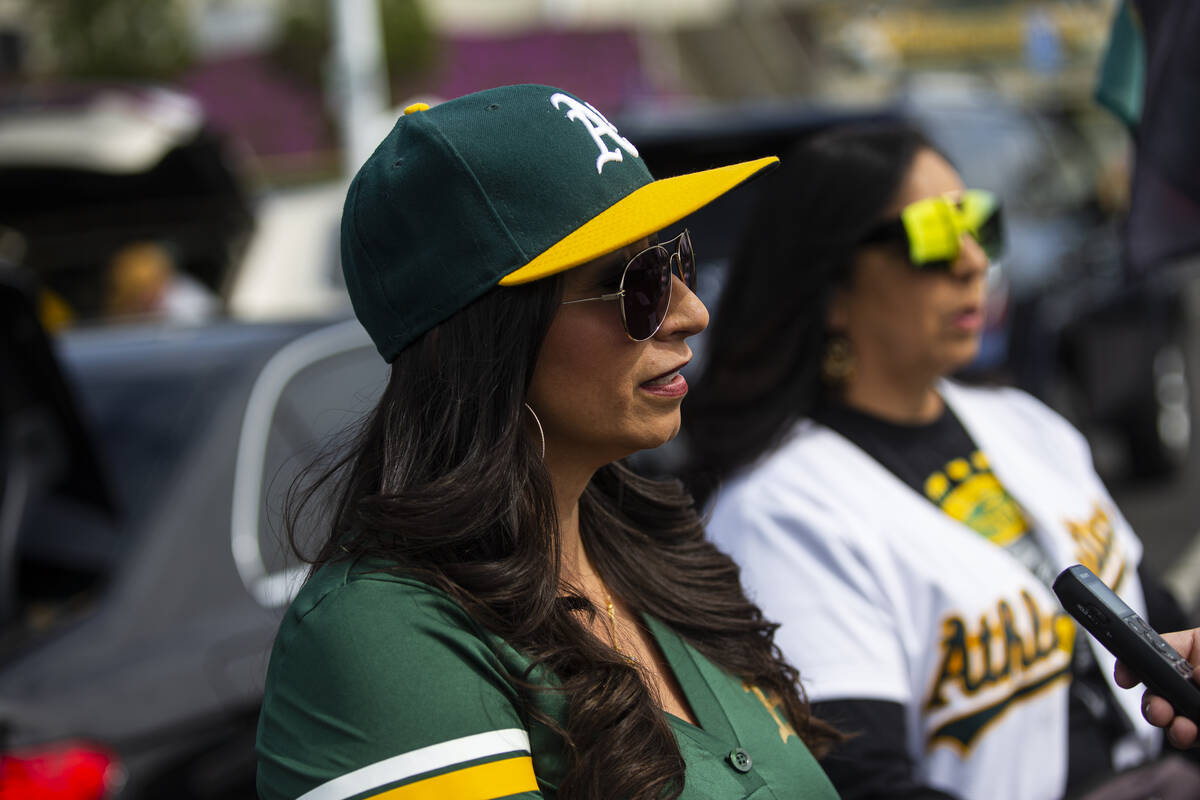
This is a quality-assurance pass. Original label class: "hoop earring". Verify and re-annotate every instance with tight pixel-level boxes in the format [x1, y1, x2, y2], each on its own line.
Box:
[523, 402, 545, 459]
[821, 334, 855, 385]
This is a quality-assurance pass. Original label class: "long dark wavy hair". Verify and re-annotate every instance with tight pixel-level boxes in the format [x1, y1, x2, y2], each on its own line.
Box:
[683, 123, 933, 502]
[288, 275, 841, 800]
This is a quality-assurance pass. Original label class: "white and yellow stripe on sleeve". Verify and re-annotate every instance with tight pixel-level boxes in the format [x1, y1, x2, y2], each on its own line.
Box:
[298, 728, 537, 800]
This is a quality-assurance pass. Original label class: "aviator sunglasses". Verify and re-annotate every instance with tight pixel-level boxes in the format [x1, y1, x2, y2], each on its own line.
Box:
[561, 230, 696, 341]
[859, 189, 1005, 271]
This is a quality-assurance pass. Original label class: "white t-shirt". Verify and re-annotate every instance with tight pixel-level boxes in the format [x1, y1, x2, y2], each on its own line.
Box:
[706, 381, 1159, 800]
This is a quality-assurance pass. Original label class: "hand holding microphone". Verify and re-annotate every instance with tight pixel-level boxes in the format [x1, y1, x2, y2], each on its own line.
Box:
[1115, 628, 1200, 749]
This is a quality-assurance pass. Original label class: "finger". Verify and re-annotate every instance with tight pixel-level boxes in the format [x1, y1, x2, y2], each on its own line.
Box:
[1145, 693, 1178, 727]
[1167, 716, 1200, 749]
[1188, 629, 1200, 665]
[1115, 660, 1139, 689]
[1160, 630, 1197, 663]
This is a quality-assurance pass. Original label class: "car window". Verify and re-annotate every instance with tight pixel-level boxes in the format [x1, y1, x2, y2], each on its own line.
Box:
[12, 344, 241, 640]
[77, 371, 231, 514]
[912, 103, 1094, 215]
[250, 342, 386, 602]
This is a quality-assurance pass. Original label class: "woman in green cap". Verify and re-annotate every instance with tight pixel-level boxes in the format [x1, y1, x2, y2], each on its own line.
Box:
[255, 84, 841, 800]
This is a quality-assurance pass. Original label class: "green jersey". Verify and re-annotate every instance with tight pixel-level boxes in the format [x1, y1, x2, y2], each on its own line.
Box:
[256, 559, 839, 800]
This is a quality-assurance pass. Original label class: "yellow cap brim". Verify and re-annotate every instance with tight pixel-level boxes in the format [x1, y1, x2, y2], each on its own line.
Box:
[498, 156, 779, 286]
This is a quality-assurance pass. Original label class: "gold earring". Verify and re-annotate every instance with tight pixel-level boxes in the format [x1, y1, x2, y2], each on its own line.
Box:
[821, 335, 855, 384]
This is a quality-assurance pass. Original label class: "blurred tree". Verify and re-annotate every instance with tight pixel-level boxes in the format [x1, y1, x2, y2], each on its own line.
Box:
[273, 0, 329, 88]
[272, 0, 435, 97]
[40, 0, 193, 80]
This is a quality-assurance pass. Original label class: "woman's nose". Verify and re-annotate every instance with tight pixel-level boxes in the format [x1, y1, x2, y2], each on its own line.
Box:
[951, 233, 989, 279]
[656, 273, 709, 339]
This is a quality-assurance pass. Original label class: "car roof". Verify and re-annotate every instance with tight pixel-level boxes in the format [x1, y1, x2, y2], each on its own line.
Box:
[0, 85, 255, 302]
[0, 86, 204, 173]
[55, 316, 350, 373]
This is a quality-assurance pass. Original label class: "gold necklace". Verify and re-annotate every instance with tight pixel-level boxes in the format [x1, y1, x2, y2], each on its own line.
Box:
[602, 587, 638, 666]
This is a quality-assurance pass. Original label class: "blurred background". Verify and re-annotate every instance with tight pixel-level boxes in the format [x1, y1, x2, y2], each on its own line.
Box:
[2, 1, 1199, 798]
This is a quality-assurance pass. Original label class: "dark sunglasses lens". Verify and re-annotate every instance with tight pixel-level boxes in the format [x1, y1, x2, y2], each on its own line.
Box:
[678, 231, 696, 291]
[622, 247, 671, 340]
[976, 206, 1005, 260]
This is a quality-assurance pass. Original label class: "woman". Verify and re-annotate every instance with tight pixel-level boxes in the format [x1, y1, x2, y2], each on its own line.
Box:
[684, 123, 1183, 800]
[254, 84, 841, 800]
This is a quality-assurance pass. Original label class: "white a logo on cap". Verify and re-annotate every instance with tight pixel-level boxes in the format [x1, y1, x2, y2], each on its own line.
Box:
[551, 92, 639, 174]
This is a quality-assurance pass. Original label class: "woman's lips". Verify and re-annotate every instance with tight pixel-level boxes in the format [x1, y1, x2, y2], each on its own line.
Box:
[951, 307, 984, 333]
[640, 370, 689, 398]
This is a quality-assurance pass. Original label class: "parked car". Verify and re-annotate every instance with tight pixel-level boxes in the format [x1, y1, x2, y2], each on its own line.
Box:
[0, 84, 376, 799]
[0, 85, 255, 324]
[0, 272, 384, 799]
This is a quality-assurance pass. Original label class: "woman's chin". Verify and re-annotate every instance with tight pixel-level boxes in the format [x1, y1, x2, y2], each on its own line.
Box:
[650, 417, 683, 448]
[616, 423, 681, 463]
[937, 339, 982, 377]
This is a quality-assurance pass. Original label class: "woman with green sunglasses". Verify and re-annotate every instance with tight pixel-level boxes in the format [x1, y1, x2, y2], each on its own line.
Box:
[683, 123, 1194, 800]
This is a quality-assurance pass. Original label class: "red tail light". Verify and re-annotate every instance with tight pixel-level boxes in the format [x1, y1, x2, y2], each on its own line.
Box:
[0, 741, 122, 800]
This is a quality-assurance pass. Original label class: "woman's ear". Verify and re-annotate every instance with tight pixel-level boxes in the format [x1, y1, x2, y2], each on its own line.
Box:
[826, 285, 850, 331]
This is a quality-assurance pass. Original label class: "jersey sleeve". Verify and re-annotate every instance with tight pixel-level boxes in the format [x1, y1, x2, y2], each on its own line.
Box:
[709, 482, 911, 705]
[256, 574, 543, 800]
[812, 699, 962, 800]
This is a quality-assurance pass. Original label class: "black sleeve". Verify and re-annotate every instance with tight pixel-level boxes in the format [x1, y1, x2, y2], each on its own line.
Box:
[812, 699, 962, 800]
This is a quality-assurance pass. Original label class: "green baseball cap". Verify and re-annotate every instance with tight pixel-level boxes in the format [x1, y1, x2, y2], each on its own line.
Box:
[341, 83, 777, 362]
